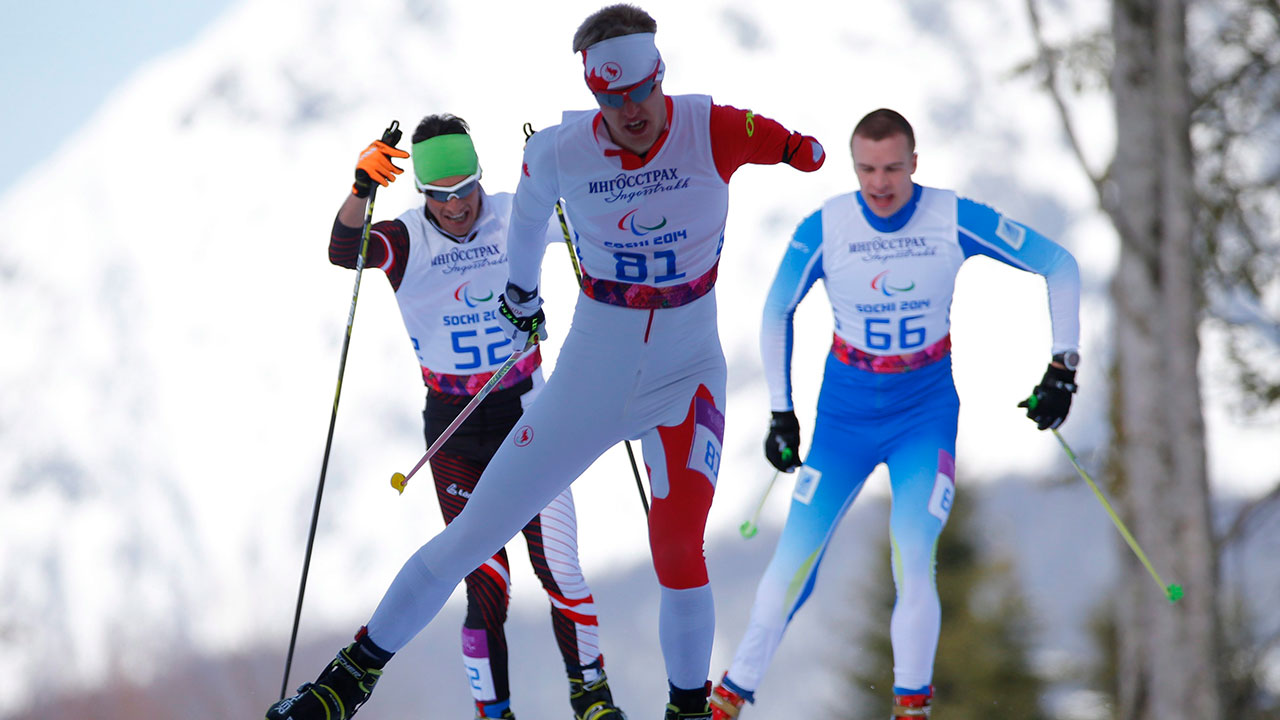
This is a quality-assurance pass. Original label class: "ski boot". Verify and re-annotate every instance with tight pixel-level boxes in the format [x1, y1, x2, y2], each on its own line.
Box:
[664, 682, 713, 720]
[708, 673, 750, 720]
[890, 686, 932, 718]
[570, 670, 626, 720]
[266, 642, 385, 720]
[475, 698, 517, 718]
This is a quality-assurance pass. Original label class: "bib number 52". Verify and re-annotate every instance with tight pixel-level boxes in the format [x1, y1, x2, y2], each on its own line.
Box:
[451, 327, 511, 370]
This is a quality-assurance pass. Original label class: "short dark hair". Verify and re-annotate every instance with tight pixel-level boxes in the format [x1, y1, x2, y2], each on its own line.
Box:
[412, 114, 470, 144]
[851, 109, 915, 153]
[572, 4, 657, 53]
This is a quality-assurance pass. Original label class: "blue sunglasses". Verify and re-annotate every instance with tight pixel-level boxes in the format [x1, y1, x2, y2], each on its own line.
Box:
[593, 68, 660, 109]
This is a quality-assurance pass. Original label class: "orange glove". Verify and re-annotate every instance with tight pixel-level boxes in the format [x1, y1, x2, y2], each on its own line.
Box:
[352, 140, 410, 197]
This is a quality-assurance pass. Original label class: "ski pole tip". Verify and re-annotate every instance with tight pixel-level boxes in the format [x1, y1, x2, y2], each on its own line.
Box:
[1166, 584, 1184, 604]
[391, 472, 407, 494]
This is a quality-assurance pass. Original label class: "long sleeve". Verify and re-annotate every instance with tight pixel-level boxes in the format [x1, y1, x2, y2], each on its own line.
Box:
[956, 198, 1081, 354]
[761, 210, 826, 411]
[506, 126, 563, 294]
[709, 104, 825, 182]
[329, 216, 411, 291]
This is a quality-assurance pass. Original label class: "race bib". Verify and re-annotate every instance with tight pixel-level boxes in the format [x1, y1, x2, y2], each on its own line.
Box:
[793, 465, 822, 504]
[686, 396, 725, 484]
[927, 450, 956, 521]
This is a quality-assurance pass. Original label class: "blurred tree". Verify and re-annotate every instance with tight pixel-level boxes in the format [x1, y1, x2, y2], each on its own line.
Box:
[1021, 1, 1280, 718]
[839, 497, 1047, 719]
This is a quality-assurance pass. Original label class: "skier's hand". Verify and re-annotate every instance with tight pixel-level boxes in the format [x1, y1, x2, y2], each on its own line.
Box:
[352, 139, 410, 198]
[497, 283, 547, 347]
[1018, 363, 1077, 430]
[764, 410, 802, 472]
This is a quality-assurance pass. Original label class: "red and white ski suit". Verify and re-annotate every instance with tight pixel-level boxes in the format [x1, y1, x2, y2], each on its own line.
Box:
[365, 94, 824, 691]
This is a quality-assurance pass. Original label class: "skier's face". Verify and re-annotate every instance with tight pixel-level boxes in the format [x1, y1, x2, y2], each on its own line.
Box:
[596, 79, 667, 156]
[852, 132, 917, 218]
[423, 174, 482, 237]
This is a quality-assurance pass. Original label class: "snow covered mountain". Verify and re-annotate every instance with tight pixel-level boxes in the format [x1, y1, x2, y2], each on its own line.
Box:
[2, 0, 1273, 717]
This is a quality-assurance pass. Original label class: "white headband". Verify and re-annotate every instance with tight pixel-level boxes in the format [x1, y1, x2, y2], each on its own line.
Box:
[582, 32, 665, 91]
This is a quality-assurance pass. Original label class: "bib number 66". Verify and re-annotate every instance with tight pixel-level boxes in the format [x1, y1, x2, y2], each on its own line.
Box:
[865, 314, 925, 351]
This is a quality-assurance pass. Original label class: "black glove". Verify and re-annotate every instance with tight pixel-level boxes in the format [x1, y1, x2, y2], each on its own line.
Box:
[496, 283, 547, 348]
[764, 410, 802, 472]
[1018, 363, 1077, 430]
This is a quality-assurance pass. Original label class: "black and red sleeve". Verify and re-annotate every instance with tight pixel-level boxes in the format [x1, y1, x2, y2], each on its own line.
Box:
[329, 217, 411, 291]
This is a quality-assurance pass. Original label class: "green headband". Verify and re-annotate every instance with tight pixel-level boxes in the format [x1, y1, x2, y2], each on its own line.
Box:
[412, 133, 479, 185]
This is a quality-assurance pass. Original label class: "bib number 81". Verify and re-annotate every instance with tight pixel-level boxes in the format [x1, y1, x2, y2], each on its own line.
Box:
[613, 250, 686, 283]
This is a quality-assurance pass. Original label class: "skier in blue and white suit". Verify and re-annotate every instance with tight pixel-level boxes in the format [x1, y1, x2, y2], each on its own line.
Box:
[710, 109, 1082, 720]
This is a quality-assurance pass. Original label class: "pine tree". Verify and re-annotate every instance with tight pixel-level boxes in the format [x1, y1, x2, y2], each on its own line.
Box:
[840, 494, 1048, 719]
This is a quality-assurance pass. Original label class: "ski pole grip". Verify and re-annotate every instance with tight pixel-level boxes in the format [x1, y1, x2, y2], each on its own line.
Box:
[382, 120, 402, 148]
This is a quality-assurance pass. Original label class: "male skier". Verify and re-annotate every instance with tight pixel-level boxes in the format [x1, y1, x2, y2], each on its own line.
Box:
[265, 4, 825, 720]
[323, 114, 621, 720]
[709, 108, 1081, 720]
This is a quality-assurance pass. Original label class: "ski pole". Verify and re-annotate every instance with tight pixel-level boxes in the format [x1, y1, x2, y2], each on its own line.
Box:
[740, 469, 782, 539]
[391, 338, 537, 494]
[281, 121, 403, 699]
[1050, 429, 1183, 604]
[555, 200, 650, 516]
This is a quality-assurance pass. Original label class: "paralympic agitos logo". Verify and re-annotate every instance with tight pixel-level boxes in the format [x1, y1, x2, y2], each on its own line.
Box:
[870, 270, 916, 296]
[453, 281, 494, 307]
[617, 209, 668, 236]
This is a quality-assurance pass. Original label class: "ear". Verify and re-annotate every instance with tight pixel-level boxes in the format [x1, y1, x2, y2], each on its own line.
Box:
[909, 152, 918, 175]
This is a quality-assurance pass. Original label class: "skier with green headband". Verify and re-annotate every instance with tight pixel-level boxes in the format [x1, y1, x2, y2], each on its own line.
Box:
[308, 114, 623, 720]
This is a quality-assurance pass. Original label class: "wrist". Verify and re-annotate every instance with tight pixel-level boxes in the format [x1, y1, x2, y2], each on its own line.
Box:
[770, 410, 799, 430]
[505, 282, 540, 304]
[1052, 350, 1080, 371]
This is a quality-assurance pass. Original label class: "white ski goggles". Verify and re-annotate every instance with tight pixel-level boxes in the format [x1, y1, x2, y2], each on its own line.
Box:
[415, 168, 482, 202]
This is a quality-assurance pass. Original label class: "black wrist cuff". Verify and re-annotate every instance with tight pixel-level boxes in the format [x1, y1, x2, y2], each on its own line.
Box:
[505, 282, 538, 304]
[770, 410, 799, 430]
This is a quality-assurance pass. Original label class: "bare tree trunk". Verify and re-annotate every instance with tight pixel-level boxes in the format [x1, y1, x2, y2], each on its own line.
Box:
[1108, 0, 1222, 718]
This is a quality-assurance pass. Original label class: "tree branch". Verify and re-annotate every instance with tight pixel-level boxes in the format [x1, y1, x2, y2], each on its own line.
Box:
[1024, 0, 1108, 195]
[1023, 0, 1155, 261]
[1218, 479, 1280, 549]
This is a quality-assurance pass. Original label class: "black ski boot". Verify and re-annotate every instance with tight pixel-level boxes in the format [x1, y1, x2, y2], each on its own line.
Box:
[570, 670, 626, 720]
[663, 682, 712, 720]
[266, 641, 386, 720]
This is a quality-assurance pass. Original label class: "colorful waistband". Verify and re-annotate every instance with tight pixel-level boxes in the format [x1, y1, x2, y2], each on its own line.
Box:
[422, 346, 542, 395]
[831, 333, 950, 373]
[580, 261, 719, 309]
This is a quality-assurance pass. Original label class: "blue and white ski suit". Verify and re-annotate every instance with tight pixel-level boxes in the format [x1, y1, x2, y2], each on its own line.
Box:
[724, 184, 1080, 694]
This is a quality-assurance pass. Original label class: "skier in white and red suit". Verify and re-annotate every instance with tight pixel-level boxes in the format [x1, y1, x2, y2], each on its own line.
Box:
[266, 5, 825, 720]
